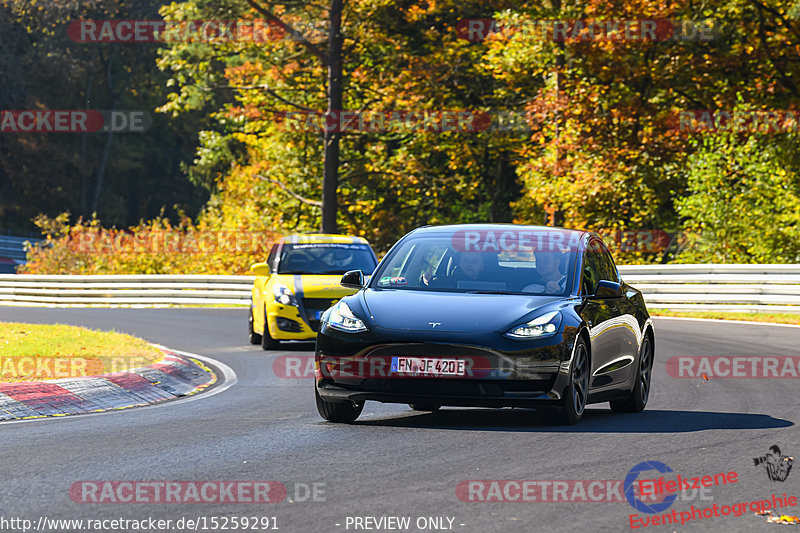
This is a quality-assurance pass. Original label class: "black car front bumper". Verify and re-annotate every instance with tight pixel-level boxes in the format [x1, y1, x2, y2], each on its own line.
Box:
[315, 324, 579, 408]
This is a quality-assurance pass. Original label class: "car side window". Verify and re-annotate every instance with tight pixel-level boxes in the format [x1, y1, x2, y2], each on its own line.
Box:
[598, 243, 619, 283]
[421, 245, 448, 276]
[581, 241, 604, 295]
[386, 243, 416, 278]
[266, 244, 278, 273]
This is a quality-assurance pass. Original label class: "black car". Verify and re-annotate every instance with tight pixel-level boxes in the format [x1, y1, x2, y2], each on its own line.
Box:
[314, 224, 655, 425]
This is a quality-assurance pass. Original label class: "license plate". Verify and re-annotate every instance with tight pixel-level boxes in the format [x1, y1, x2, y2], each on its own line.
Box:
[390, 356, 466, 376]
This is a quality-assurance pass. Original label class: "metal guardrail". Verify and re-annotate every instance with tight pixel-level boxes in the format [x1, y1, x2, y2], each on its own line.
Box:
[0, 275, 255, 306]
[0, 265, 798, 311]
[617, 265, 800, 312]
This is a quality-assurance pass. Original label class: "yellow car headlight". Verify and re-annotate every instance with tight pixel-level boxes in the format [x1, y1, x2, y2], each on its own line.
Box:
[273, 284, 298, 306]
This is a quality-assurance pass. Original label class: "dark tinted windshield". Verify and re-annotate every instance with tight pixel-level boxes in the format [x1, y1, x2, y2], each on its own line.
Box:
[371, 229, 579, 295]
[278, 243, 376, 275]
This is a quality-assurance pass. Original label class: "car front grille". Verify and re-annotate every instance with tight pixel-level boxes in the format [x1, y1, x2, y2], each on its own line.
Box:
[302, 298, 337, 310]
[301, 298, 337, 333]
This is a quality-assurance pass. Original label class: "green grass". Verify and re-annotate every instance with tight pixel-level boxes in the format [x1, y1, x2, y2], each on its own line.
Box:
[649, 310, 800, 325]
[0, 322, 163, 383]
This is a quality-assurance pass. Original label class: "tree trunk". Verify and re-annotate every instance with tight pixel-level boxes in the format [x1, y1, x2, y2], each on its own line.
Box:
[90, 54, 117, 215]
[80, 67, 93, 217]
[90, 125, 114, 215]
[321, 0, 343, 233]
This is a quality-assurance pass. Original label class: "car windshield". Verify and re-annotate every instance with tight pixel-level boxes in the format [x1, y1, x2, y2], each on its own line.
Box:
[370, 230, 579, 296]
[278, 243, 376, 275]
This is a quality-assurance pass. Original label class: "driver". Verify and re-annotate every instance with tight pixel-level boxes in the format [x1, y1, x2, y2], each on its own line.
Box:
[455, 252, 484, 281]
[325, 248, 354, 268]
[523, 250, 567, 294]
[426, 252, 486, 288]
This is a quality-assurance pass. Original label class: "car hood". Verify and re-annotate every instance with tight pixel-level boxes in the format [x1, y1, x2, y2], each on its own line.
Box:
[278, 274, 357, 300]
[362, 289, 562, 332]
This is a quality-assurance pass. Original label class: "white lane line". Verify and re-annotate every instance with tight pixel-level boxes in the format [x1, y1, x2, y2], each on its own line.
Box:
[0, 349, 238, 425]
[652, 316, 800, 328]
[167, 349, 239, 404]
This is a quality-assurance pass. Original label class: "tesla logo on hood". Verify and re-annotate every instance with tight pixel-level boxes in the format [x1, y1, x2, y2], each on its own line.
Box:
[429, 322, 442, 328]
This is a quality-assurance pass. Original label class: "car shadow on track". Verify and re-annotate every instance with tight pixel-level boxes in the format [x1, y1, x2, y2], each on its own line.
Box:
[267, 341, 316, 352]
[354, 408, 793, 433]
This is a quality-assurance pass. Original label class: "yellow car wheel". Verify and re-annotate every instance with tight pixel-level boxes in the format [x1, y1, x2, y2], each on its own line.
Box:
[248, 305, 262, 345]
[261, 305, 281, 351]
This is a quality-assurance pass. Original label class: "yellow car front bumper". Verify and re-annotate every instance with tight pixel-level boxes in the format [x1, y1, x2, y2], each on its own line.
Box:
[266, 303, 317, 341]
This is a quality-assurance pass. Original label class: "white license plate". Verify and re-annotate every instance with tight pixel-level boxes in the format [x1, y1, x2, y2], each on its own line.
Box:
[390, 356, 466, 376]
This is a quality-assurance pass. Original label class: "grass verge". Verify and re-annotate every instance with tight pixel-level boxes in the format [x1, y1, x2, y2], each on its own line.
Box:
[0, 322, 163, 383]
[649, 310, 800, 325]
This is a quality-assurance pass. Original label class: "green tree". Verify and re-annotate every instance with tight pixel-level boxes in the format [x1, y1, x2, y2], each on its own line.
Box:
[676, 130, 800, 263]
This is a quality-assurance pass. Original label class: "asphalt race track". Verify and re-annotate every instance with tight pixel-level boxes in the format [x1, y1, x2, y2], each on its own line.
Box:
[1, 307, 798, 533]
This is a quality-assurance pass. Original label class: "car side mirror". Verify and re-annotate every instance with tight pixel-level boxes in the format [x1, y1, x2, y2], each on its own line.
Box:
[591, 280, 624, 299]
[250, 262, 271, 276]
[341, 270, 365, 289]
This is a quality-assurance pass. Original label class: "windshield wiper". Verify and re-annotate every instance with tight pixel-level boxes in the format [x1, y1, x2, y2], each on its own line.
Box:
[467, 290, 518, 295]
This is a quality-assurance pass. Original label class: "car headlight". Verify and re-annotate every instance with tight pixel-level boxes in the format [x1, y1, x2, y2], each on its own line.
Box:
[326, 301, 367, 333]
[273, 284, 298, 306]
[505, 311, 562, 339]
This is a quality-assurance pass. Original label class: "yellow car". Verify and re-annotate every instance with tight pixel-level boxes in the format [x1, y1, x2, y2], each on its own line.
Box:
[248, 234, 378, 349]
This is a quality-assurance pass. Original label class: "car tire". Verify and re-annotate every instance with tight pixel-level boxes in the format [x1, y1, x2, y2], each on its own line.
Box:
[409, 403, 441, 412]
[261, 306, 281, 350]
[610, 333, 653, 413]
[544, 335, 589, 425]
[315, 387, 364, 423]
[248, 305, 262, 345]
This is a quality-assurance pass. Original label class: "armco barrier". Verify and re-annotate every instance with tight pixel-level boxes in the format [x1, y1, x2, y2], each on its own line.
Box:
[0, 274, 255, 307]
[0, 265, 798, 311]
[618, 264, 800, 312]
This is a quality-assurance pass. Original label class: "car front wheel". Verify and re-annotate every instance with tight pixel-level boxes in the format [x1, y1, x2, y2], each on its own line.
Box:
[315, 387, 364, 423]
[248, 305, 262, 345]
[544, 335, 589, 425]
[261, 306, 281, 350]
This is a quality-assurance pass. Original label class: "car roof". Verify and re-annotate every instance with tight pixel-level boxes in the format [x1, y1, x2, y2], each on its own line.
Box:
[408, 223, 589, 238]
[278, 233, 370, 245]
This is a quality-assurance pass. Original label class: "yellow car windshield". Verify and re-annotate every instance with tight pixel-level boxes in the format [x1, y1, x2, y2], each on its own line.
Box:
[278, 243, 377, 275]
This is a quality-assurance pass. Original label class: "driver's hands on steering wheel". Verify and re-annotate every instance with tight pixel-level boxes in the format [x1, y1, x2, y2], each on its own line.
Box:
[420, 267, 434, 286]
[545, 280, 562, 294]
